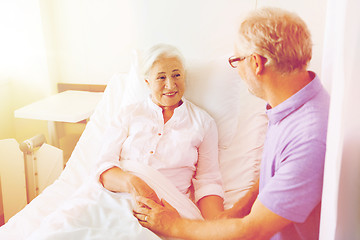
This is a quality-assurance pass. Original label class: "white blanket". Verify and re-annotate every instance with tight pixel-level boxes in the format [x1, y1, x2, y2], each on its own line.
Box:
[25, 160, 203, 240]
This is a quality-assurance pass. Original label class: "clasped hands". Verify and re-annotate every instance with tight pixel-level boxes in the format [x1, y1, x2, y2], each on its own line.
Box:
[130, 175, 252, 236]
[129, 175, 181, 236]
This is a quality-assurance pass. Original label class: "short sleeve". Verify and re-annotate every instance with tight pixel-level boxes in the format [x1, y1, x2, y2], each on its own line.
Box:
[259, 137, 326, 223]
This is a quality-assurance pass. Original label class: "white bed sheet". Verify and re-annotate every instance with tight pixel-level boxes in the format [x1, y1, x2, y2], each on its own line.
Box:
[24, 160, 202, 240]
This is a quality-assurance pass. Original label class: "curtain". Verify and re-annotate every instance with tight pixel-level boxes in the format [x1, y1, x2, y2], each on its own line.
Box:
[320, 0, 360, 239]
[0, 0, 53, 141]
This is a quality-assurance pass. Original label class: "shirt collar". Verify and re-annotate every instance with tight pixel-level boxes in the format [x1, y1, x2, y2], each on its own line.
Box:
[266, 72, 323, 125]
[146, 96, 187, 116]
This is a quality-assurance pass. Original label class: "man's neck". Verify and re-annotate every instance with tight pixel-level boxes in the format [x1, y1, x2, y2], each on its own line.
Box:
[265, 70, 313, 108]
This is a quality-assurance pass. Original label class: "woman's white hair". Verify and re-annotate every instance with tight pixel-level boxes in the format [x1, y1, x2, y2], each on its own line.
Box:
[141, 43, 185, 78]
[236, 7, 312, 73]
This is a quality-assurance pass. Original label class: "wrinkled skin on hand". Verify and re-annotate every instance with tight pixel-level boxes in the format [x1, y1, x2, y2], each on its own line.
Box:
[133, 196, 181, 237]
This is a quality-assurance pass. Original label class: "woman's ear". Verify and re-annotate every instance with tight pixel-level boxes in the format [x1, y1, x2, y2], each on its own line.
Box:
[145, 78, 150, 86]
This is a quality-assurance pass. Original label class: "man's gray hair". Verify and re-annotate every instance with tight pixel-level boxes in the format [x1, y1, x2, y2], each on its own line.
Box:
[237, 7, 312, 73]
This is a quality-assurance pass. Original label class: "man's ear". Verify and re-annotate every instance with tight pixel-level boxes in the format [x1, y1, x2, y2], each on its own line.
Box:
[251, 53, 266, 75]
[145, 79, 149, 86]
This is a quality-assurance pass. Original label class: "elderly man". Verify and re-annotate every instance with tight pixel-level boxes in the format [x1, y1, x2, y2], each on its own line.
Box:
[134, 7, 329, 240]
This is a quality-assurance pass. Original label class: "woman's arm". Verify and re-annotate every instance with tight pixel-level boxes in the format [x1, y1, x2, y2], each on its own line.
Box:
[100, 166, 160, 204]
[197, 195, 224, 219]
[193, 118, 225, 219]
[95, 113, 159, 203]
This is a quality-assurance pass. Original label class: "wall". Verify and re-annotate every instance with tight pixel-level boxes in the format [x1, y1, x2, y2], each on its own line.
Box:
[40, 0, 257, 84]
[39, 0, 327, 86]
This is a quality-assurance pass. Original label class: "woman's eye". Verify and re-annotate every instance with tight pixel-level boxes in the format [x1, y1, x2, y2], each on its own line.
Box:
[157, 76, 166, 80]
[173, 73, 181, 78]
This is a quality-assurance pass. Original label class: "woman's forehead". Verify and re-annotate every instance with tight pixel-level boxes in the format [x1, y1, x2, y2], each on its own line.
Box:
[152, 57, 184, 72]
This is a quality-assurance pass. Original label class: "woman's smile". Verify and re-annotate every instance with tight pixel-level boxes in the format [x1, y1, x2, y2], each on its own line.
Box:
[163, 91, 177, 97]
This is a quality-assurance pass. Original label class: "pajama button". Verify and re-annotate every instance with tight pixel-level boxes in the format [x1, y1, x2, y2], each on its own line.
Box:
[158, 133, 162, 136]
[150, 151, 154, 154]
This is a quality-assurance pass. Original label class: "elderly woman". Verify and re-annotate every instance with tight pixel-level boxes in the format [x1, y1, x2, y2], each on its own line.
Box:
[26, 44, 224, 239]
[97, 43, 224, 220]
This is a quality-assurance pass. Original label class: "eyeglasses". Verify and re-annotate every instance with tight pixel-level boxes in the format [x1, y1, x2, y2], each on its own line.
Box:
[228, 55, 247, 68]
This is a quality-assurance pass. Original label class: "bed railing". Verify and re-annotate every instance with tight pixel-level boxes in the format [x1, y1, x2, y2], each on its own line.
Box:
[0, 135, 63, 223]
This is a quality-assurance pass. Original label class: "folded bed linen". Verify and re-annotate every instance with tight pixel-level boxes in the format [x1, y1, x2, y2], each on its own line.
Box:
[23, 160, 202, 240]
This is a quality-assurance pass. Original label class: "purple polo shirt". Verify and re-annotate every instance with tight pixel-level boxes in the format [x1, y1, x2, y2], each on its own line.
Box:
[258, 72, 330, 240]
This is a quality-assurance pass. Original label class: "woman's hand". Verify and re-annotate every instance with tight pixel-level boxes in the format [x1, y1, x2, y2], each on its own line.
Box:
[128, 175, 161, 204]
[133, 197, 181, 237]
[100, 167, 160, 204]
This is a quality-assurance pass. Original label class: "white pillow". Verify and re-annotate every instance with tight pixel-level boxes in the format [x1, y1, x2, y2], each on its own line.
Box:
[184, 56, 268, 208]
[119, 51, 149, 107]
[90, 50, 148, 127]
[90, 73, 126, 128]
[220, 84, 268, 209]
[185, 56, 242, 148]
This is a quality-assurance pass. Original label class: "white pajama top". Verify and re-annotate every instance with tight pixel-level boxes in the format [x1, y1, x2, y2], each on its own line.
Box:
[95, 97, 224, 202]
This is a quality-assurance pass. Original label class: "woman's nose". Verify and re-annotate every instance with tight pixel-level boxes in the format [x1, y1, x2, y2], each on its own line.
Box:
[164, 78, 175, 89]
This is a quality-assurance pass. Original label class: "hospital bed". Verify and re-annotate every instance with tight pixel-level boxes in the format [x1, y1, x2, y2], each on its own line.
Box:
[0, 54, 268, 239]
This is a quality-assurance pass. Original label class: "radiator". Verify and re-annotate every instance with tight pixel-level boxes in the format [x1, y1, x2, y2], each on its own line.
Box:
[0, 134, 63, 223]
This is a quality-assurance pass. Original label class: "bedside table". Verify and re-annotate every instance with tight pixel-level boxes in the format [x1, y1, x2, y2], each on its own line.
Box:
[14, 90, 103, 147]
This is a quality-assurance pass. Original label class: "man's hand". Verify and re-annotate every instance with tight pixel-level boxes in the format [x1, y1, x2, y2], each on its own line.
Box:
[133, 196, 181, 237]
